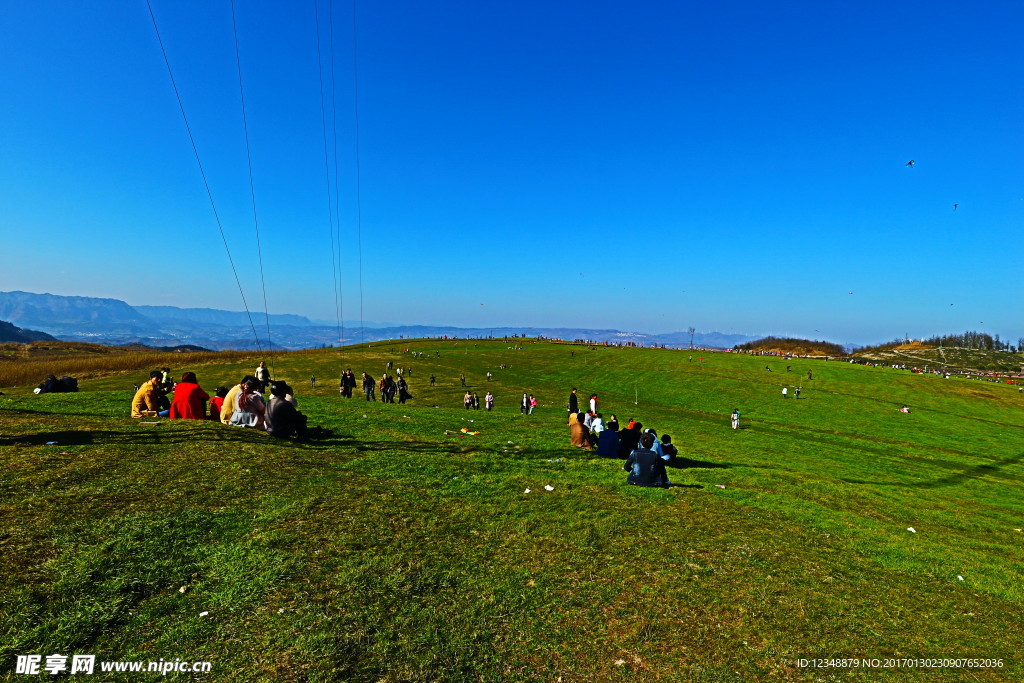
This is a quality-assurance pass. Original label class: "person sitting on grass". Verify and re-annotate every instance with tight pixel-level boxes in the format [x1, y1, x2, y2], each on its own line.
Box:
[266, 382, 314, 439]
[229, 378, 267, 430]
[618, 421, 642, 459]
[660, 434, 678, 464]
[644, 428, 665, 459]
[570, 411, 593, 450]
[132, 370, 169, 418]
[595, 423, 620, 458]
[169, 371, 209, 420]
[624, 432, 670, 488]
[220, 376, 256, 424]
[209, 386, 229, 420]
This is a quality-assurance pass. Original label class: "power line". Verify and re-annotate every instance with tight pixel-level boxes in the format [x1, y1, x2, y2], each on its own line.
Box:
[314, 0, 344, 350]
[351, 0, 366, 345]
[144, 0, 263, 353]
[328, 0, 346, 353]
[230, 0, 275, 373]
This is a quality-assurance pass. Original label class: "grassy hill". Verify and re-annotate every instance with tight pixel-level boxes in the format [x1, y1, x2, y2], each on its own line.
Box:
[2, 339, 1022, 680]
[734, 336, 846, 357]
[855, 344, 1024, 373]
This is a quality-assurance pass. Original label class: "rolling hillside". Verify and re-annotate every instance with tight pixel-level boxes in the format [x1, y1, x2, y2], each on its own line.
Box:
[2, 339, 1022, 680]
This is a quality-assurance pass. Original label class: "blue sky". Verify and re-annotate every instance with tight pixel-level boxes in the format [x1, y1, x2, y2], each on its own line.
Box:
[2, 1, 1022, 345]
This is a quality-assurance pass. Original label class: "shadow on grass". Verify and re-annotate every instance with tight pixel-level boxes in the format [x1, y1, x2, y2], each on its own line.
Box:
[0, 426, 357, 450]
[841, 451, 1024, 488]
[673, 458, 732, 470]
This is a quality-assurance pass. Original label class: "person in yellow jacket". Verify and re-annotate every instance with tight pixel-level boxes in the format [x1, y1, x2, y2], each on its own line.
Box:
[132, 370, 167, 417]
[220, 379, 246, 424]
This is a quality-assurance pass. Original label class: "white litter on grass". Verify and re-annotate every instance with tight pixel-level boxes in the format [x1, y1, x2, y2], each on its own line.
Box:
[958, 576, 965, 581]
[524, 488, 531, 494]
[45, 441, 58, 445]
[907, 527, 916, 533]
[362, 414, 367, 418]
[715, 485, 726, 489]
[544, 485, 554, 491]
[508, 441, 513, 444]
[178, 586, 188, 593]
[199, 612, 209, 617]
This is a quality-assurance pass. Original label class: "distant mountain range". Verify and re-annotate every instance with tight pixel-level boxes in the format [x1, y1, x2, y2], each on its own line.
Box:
[0, 319, 57, 343]
[0, 290, 758, 351]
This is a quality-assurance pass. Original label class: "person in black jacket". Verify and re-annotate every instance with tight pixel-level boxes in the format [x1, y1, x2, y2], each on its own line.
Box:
[617, 421, 642, 459]
[267, 382, 309, 439]
[624, 432, 670, 487]
[567, 388, 578, 419]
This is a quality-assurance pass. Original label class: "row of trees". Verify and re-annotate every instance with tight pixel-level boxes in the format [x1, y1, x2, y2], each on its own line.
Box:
[858, 331, 1023, 354]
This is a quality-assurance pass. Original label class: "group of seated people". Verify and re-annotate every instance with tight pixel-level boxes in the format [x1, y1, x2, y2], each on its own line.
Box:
[131, 370, 329, 440]
[569, 412, 679, 487]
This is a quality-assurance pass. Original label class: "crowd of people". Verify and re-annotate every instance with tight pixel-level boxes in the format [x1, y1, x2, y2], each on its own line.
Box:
[130, 363, 330, 440]
[563, 388, 684, 488]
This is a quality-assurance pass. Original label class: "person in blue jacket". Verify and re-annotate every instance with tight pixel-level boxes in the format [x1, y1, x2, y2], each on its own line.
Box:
[624, 432, 670, 487]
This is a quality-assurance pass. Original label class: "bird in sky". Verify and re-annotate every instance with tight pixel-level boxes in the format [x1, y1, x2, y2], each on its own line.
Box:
[906, 160, 915, 168]
[953, 203, 959, 211]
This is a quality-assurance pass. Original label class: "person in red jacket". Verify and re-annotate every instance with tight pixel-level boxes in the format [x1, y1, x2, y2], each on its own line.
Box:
[209, 386, 229, 420]
[169, 372, 209, 420]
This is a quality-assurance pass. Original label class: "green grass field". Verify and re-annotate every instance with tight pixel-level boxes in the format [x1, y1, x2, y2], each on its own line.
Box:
[2, 339, 1022, 681]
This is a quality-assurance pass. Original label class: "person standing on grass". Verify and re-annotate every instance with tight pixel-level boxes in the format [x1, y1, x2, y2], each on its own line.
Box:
[169, 372, 209, 420]
[473, 393, 481, 410]
[782, 386, 788, 398]
[567, 388, 579, 419]
[521, 393, 529, 414]
[460, 373, 466, 387]
[430, 374, 436, 387]
[362, 372, 376, 401]
[731, 408, 740, 430]
[255, 361, 270, 391]
[397, 376, 411, 404]
[310, 376, 316, 388]
[464, 391, 473, 409]
[529, 394, 537, 414]
[485, 391, 494, 411]
[589, 394, 598, 413]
